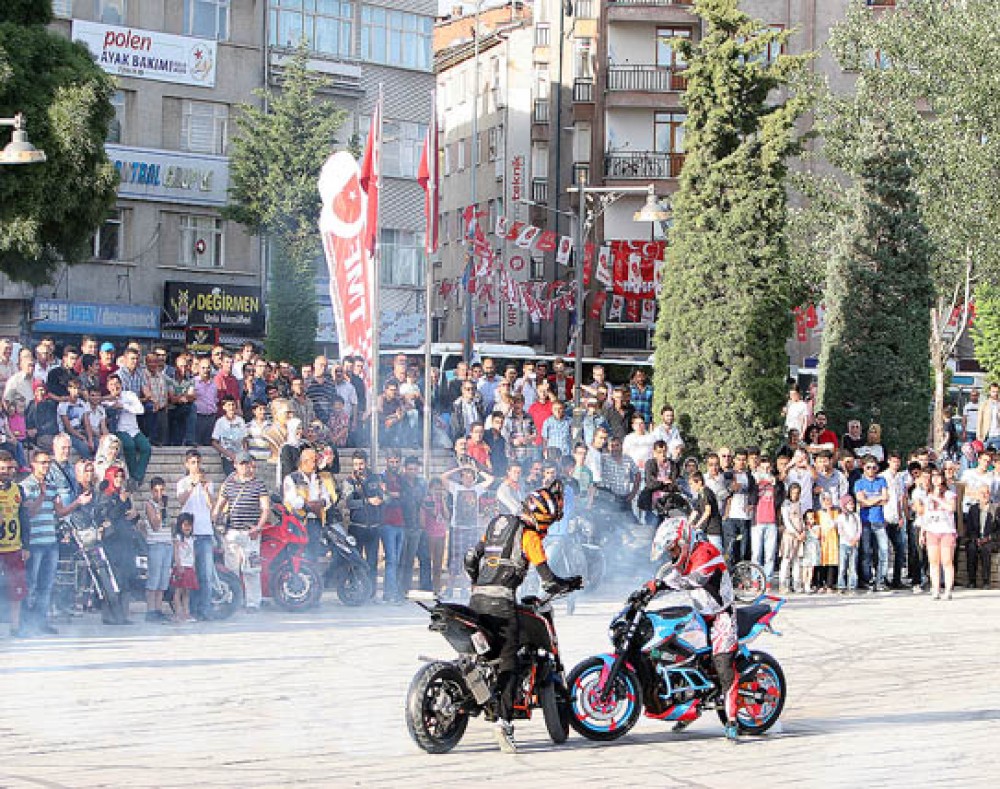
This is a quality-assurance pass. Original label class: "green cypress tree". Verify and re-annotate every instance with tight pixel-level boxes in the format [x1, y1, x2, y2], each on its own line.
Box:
[653, 0, 813, 451]
[224, 45, 347, 364]
[971, 283, 1000, 385]
[818, 130, 934, 453]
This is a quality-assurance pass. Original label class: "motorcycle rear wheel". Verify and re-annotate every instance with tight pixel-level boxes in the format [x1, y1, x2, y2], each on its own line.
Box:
[336, 563, 374, 606]
[539, 676, 570, 744]
[566, 657, 642, 741]
[716, 651, 786, 735]
[406, 661, 470, 754]
[272, 564, 323, 610]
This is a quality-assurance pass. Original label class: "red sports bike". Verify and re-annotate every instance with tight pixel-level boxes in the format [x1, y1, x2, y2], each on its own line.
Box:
[259, 497, 325, 610]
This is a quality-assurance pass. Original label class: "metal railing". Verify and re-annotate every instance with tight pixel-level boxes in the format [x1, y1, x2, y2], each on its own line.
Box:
[573, 77, 595, 102]
[607, 64, 686, 92]
[533, 98, 550, 124]
[531, 177, 548, 204]
[572, 162, 591, 185]
[575, 0, 597, 17]
[605, 151, 685, 179]
[534, 23, 551, 48]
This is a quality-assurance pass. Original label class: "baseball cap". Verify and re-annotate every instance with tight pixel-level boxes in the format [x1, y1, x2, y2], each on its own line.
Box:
[100, 342, 115, 352]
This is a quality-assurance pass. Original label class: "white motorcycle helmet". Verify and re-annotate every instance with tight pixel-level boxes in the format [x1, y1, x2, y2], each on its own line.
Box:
[651, 516, 692, 565]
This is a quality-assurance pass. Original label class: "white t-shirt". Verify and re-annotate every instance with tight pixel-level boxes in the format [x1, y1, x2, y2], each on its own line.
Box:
[83, 403, 106, 434]
[622, 431, 656, 468]
[964, 400, 979, 433]
[959, 468, 995, 510]
[727, 471, 751, 520]
[177, 476, 216, 536]
[57, 398, 86, 432]
[785, 400, 809, 434]
[212, 415, 248, 455]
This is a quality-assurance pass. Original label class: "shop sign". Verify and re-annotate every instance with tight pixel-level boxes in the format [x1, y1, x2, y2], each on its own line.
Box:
[31, 298, 160, 338]
[106, 145, 229, 206]
[164, 281, 264, 335]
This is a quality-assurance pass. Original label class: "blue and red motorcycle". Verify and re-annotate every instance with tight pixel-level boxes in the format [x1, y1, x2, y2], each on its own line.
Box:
[566, 588, 787, 740]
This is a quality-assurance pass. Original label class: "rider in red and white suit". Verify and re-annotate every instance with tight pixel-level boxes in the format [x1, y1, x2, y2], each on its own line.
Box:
[643, 520, 739, 739]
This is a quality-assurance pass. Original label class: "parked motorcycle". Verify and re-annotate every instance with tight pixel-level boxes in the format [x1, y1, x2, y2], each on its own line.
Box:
[58, 511, 126, 624]
[258, 497, 325, 610]
[405, 589, 575, 754]
[321, 520, 374, 606]
[566, 587, 787, 740]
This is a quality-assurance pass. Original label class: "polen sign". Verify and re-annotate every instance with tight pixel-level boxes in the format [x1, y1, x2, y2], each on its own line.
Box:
[73, 20, 217, 88]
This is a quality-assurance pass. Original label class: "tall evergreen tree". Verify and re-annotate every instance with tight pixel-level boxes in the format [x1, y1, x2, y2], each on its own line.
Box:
[653, 0, 813, 451]
[818, 130, 934, 454]
[225, 46, 347, 364]
[0, 0, 117, 283]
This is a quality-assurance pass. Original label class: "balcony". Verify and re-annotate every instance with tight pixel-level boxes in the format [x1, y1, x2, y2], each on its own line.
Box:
[534, 23, 551, 48]
[575, 0, 597, 17]
[607, 0, 696, 24]
[605, 151, 685, 180]
[573, 77, 595, 103]
[531, 177, 548, 204]
[572, 162, 591, 185]
[533, 98, 550, 124]
[608, 64, 686, 93]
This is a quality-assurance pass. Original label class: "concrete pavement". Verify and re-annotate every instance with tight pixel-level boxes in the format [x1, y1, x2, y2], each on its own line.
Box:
[2, 586, 998, 788]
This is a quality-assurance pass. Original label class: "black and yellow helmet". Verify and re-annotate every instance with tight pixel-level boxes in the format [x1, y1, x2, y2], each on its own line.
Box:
[523, 480, 564, 532]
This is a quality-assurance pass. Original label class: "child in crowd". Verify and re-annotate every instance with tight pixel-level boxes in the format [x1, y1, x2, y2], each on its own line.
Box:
[83, 387, 108, 457]
[57, 379, 91, 459]
[171, 513, 198, 623]
[836, 494, 862, 593]
[779, 482, 804, 594]
[816, 492, 841, 593]
[328, 395, 350, 448]
[422, 477, 451, 595]
[801, 509, 821, 594]
[398, 365, 423, 436]
[7, 395, 27, 448]
[245, 401, 272, 462]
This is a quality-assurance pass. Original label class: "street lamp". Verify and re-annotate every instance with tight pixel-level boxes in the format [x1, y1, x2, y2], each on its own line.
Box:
[567, 176, 669, 408]
[0, 113, 46, 165]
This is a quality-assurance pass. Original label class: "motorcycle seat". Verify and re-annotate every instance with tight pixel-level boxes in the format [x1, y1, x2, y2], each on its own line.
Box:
[736, 603, 771, 639]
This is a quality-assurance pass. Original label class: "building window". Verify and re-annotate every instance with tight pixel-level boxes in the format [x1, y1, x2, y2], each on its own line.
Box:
[95, 0, 127, 25]
[361, 7, 433, 71]
[185, 0, 230, 41]
[93, 209, 124, 262]
[574, 38, 594, 80]
[381, 229, 425, 287]
[181, 100, 229, 155]
[657, 27, 691, 69]
[180, 215, 224, 268]
[359, 117, 426, 179]
[107, 90, 126, 144]
[269, 0, 353, 58]
[655, 112, 686, 153]
[52, 0, 72, 18]
[487, 126, 502, 162]
[760, 24, 786, 65]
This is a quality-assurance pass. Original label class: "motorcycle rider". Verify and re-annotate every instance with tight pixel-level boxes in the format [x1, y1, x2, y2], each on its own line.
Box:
[464, 480, 582, 754]
[635, 519, 740, 741]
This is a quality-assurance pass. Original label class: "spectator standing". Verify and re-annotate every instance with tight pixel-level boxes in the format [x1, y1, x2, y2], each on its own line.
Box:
[26, 382, 59, 451]
[853, 457, 890, 591]
[441, 465, 494, 598]
[421, 477, 450, 595]
[752, 456, 780, 589]
[976, 382, 1000, 451]
[496, 463, 524, 516]
[477, 358, 501, 414]
[502, 394, 536, 465]
[348, 357, 369, 439]
[841, 420, 865, 456]
[483, 412, 508, 477]
[785, 449, 815, 514]
[167, 354, 196, 446]
[171, 514, 198, 622]
[816, 492, 841, 592]
[688, 470, 722, 548]
[214, 452, 269, 612]
[622, 413, 656, 469]
[722, 449, 757, 566]
[548, 358, 575, 404]
[212, 395, 248, 476]
[342, 450, 385, 583]
[379, 449, 406, 603]
[144, 353, 170, 446]
[881, 452, 910, 588]
[95, 466, 140, 624]
[466, 422, 492, 471]
[651, 404, 681, 446]
[963, 388, 980, 441]
[542, 400, 574, 458]
[781, 387, 809, 437]
[21, 450, 61, 634]
[193, 357, 219, 446]
[597, 436, 640, 514]
[857, 423, 885, 465]
[778, 483, 805, 593]
[836, 494, 862, 593]
[143, 477, 173, 621]
[378, 381, 409, 448]
[0, 339, 14, 392]
[176, 449, 216, 620]
[964, 484, 997, 589]
[279, 418, 304, 483]
[450, 379, 485, 442]
[398, 455, 430, 597]
[307, 356, 338, 425]
[920, 468, 957, 600]
[629, 368, 653, 426]
[45, 346, 79, 402]
[801, 509, 821, 593]
[514, 361, 539, 410]
[213, 353, 242, 418]
[4, 348, 36, 408]
[813, 451, 848, 503]
[604, 386, 634, 442]
[0, 451, 28, 636]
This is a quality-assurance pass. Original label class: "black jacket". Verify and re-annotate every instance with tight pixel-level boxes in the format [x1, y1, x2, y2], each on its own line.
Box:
[965, 503, 998, 544]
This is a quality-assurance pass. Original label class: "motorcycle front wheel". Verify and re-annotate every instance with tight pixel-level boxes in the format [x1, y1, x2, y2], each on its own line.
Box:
[539, 676, 570, 744]
[716, 650, 786, 735]
[272, 563, 323, 610]
[210, 566, 244, 620]
[405, 661, 471, 754]
[93, 561, 126, 624]
[336, 562, 374, 606]
[566, 657, 642, 741]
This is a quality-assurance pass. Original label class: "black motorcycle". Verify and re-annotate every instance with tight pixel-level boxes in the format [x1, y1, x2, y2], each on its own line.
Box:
[321, 521, 374, 606]
[405, 590, 574, 753]
[59, 511, 127, 624]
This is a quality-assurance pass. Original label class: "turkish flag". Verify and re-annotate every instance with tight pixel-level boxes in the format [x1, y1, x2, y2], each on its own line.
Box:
[359, 101, 381, 260]
[417, 92, 439, 255]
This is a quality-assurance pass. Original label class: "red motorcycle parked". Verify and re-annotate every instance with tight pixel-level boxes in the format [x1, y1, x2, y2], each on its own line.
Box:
[259, 497, 324, 610]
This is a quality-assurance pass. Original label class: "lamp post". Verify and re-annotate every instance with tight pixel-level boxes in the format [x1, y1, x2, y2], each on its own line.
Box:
[0, 113, 46, 165]
[566, 179, 669, 408]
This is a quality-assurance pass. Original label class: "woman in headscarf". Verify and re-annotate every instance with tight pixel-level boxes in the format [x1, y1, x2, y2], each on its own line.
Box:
[278, 417, 304, 485]
[94, 433, 128, 484]
[96, 466, 141, 624]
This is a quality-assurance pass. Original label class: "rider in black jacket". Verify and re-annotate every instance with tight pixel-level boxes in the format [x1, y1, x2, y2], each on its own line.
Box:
[464, 480, 581, 754]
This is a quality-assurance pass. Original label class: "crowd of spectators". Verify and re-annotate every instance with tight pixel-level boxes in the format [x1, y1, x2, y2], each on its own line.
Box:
[1, 334, 997, 638]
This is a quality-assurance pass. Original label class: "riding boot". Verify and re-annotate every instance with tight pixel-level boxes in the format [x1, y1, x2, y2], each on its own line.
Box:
[712, 652, 738, 724]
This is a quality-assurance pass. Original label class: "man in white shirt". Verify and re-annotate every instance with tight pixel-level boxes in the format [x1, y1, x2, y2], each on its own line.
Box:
[782, 387, 809, 438]
[880, 451, 909, 588]
[963, 389, 980, 441]
[651, 404, 682, 446]
[105, 374, 150, 485]
[282, 447, 331, 560]
[176, 449, 216, 620]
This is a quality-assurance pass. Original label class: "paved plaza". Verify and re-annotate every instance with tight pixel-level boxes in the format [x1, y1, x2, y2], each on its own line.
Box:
[1, 586, 998, 788]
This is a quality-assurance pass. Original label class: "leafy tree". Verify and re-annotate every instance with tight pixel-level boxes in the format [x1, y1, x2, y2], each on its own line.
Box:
[653, 0, 814, 451]
[823, 0, 1000, 448]
[818, 130, 934, 454]
[972, 284, 1000, 384]
[0, 0, 117, 284]
[225, 45, 348, 364]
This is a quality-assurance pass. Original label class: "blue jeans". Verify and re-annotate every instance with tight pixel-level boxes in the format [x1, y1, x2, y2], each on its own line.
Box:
[116, 430, 151, 483]
[838, 544, 858, 590]
[750, 522, 778, 582]
[871, 526, 890, 587]
[858, 522, 874, 587]
[886, 523, 907, 585]
[193, 535, 215, 618]
[68, 434, 93, 459]
[380, 525, 404, 601]
[25, 542, 59, 627]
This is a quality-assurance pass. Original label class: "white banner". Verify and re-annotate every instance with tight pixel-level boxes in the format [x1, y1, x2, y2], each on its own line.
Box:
[73, 20, 217, 87]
